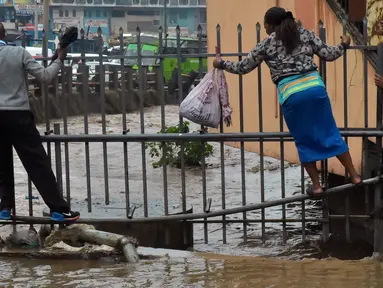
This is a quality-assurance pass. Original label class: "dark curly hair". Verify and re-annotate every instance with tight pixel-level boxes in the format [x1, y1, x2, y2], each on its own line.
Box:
[264, 7, 300, 54]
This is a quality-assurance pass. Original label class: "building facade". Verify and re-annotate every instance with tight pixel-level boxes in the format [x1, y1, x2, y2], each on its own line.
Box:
[49, 0, 206, 45]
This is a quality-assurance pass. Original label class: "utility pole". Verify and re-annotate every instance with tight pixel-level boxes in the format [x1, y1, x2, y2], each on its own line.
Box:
[43, 0, 49, 39]
[34, 0, 39, 41]
[163, 0, 167, 37]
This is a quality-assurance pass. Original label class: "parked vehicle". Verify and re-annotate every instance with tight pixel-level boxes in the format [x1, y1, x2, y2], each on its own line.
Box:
[123, 35, 207, 87]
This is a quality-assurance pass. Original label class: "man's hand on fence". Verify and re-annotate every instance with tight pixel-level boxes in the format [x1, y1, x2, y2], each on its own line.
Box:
[375, 74, 383, 89]
[58, 47, 68, 63]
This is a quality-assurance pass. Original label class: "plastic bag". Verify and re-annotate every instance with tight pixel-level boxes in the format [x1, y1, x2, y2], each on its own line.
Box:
[217, 69, 232, 127]
[179, 69, 221, 128]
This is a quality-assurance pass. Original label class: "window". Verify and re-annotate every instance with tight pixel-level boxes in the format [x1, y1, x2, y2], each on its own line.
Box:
[86, 0, 93, 3]
[104, 10, 108, 17]
[142, 50, 155, 66]
[111, 10, 125, 17]
[153, 19, 160, 25]
[179, 0, 188, 5]
[94, 0, 102, 3]
[85, 10, 92, 17]
[199, 9, 206, 23]
[103, 0, 115, 4]
[96, 10, 100, 17]
[132, 0, 139, 4]
[149, 0, 158, 4]
[178, 10, 187, 19]
[75, 0, 85, 3]
[169, 13, 177, 24]
[72, 9, 76, 17]
[197, 0, 205, 4]
[64, 10, 69, 17]
[59, 10, 63, 17]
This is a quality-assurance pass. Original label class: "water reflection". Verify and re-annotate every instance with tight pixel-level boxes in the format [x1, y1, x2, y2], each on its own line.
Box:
[1, 254, 383, 288]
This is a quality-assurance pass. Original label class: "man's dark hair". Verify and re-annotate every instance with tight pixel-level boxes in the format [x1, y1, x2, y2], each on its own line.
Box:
[264, 7, 300, 54]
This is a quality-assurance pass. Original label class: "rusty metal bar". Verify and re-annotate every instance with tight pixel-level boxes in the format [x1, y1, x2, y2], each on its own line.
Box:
[10, 176, 382, 224]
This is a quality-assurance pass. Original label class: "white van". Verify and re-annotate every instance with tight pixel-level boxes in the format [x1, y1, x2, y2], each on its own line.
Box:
[25, 46, 53, 65]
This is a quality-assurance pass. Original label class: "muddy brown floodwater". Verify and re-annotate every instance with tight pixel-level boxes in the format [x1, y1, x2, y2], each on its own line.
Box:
[0, 253, 383, 287]
[1, 105, 379, 287]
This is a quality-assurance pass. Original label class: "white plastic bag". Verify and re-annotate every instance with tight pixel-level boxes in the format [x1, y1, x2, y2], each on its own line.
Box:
[179, 69, 221, 128]
[216, 69, 232, 127]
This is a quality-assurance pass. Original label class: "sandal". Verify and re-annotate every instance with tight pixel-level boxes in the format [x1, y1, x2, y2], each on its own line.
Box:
[306, 185, 324, 199]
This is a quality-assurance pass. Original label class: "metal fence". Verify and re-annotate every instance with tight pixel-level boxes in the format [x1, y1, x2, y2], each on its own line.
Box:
[6, 19, 383, 250]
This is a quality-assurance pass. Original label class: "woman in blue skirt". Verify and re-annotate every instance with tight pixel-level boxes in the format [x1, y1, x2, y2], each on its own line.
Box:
[213, 6, 362, 197]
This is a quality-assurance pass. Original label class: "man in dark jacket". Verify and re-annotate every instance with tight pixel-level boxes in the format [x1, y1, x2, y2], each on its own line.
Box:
[0, 22, 80, 222]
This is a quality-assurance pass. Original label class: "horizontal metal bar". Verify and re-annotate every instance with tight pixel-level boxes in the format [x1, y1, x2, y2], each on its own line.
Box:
[190, 218, 326, 223]
[10, 176, 381, 224]
[348, 45, 378, 50]
[0, 215, 372, 226]
[35, 45, 378, 62]
[39, 130, 383, 143]
[329, 214, 370, 220]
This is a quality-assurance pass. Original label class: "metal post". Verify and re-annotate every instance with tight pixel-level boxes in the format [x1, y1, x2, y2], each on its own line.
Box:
[61, 66, 71, 208]
[54, 124, 63, 199]
[216, 24, 227, 244]
[136, 26, 148, 217]
[319, 22, 329, 243]
[363, 17, 370, 238]
[98, 28, 110, 206]
[237, 24, 247, 243]
[119, 27, 131, 219]
[373, 43, 383, 258]
[256, 22, 266, 243]
[342, 22, 351, 243]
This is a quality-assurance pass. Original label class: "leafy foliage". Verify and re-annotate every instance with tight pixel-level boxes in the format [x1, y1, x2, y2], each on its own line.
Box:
[147, 121, 213, 168]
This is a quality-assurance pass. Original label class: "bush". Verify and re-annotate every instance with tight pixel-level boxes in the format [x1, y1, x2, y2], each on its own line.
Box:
[147, 121, 213, 168]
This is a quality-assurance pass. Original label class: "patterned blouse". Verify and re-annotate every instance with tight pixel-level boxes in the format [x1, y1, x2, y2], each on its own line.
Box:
[221, 28, 347, 84]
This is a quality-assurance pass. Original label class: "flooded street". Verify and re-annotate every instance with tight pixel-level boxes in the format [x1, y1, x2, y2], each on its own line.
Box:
[1, 253, 383, 287]
[2, 105, 376, 287]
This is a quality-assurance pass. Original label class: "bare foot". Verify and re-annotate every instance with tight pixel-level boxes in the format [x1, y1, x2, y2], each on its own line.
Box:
[312, 186, 324, 195]
[351, 175, 362, 185]
[306, 184, 324, 197]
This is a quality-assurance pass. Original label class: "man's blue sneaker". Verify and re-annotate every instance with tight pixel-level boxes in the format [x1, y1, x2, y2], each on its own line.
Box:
[51, 211, 80, 222]
[0, 209, 12, 220]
